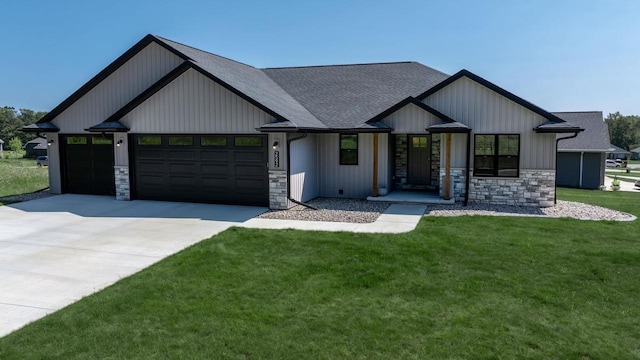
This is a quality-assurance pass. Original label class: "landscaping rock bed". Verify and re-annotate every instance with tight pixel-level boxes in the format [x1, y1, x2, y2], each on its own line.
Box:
[259, 198, 635, 223]
[258, 198, 390, 223]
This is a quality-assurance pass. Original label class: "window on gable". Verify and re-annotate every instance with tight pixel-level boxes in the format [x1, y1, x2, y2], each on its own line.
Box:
[340, 134, 358, 165]
[474, 134, 520, 177]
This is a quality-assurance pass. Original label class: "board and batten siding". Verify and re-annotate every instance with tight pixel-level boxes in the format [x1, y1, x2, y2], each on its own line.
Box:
[52, 42, 183, 133]
[121, 68, 275, 133]
[47, 134, 62, 194]
[382, 103, 441, 134]
[424, 76, 557, 170]
[289, 134, 319, 202]
[316, 133, 388, 198]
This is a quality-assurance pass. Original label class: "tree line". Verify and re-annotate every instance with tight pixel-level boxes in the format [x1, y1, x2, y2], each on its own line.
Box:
[606, 112, 640, 151]
[0, 106, 48, 150]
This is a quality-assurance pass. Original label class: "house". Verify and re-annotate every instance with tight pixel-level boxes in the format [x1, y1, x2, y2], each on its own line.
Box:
[23, 137, 47, 157]
[0, 139, 3, 157]
[23, 34, 582, 209]
[607, 144, 630, 160]
[554, 112, 612, 189]
[631, 147, 640, 160]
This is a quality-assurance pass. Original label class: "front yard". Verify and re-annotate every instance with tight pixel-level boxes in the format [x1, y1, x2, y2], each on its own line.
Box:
[0, 189, 638, 359]
[0, 152, 49, 201]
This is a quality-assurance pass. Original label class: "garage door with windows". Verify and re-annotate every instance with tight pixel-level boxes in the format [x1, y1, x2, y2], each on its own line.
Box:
[133, 134, 268, 206]
[61, 135, 115, 195]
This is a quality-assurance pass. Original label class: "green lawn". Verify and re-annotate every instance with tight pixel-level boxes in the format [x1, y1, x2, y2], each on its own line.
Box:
[0, 189, 639, 359]
[0, 151, 49, 200]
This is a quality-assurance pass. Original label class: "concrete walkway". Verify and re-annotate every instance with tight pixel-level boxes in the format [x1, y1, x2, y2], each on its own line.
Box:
[0, 195, 266, 337]
[604, 175, 640, 192]
[241, 204, 427, 233]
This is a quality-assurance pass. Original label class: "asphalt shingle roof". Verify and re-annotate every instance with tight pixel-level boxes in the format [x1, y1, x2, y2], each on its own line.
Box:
[553, 112, 613, 151]
[154, 36, 326, 129]
[262, 63, 449, 129]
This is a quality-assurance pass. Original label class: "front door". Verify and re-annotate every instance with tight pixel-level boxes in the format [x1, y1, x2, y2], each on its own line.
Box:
[407, 135, 431, 185]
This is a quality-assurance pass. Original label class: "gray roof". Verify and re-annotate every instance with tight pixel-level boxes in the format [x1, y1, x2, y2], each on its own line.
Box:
[631, 147, 640, 153]
[262, 63, 449, 129]
[609, 144, 629, 154]
[26, 138, 47, 146]
[154, 36, 326, 130]
[553, 112, 613, 151]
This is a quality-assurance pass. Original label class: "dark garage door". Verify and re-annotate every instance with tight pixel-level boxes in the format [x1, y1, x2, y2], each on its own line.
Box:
[133, 134, 268, 206]
[62, 135, 115, 195]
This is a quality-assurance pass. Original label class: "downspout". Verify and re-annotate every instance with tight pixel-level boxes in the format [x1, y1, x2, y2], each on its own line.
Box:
[579, 151, 584, 188]
[286, 132, 317, 210]
[464, 132, 471, 206]
[555, 132, 580, 204]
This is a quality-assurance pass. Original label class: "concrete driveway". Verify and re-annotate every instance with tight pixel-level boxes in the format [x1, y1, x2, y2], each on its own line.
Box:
[0, 194, 266, 337]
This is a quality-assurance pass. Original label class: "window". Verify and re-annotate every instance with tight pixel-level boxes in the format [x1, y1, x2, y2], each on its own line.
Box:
[474, 134, 519, 177]
[169, 136, 193, 146]
[201, 136, 227, 147]
[234, 136, 262, 147]
[66, 136, 87, 145]
[92, 137, 112, 145]
[340, 134, 358, 165]
[412, 136, 428, 148]
[137, 136, 162, 146]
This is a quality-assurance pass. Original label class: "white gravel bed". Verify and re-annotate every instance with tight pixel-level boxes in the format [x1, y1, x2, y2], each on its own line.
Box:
[258, 198, 390, 223]
[426, 200, 635, 221]
[0, 190, 53, 203]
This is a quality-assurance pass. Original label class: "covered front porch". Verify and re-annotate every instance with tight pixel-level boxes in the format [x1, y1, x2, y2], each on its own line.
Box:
[366, 190, 454, 204]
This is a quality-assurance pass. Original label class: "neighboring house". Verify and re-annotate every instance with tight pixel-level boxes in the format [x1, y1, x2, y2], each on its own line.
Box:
[631, 147, 640, 160]
[0, 139, 4, 157]
[23, 137, 48, 157]
[554, 112, 612, 189]
[24, 34, 582, 209]
[607, 144, 630, 160]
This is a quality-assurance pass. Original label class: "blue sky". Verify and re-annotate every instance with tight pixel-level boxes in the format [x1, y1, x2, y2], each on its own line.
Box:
[2, 0, 638, 116]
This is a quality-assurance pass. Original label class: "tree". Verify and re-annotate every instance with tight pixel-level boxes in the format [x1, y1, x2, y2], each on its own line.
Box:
[0, 106, 48, 146]
[8, 137, 22, 152]
[605, 112, 640, 151]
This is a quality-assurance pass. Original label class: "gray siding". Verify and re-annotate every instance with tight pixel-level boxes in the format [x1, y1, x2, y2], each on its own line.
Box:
[52, 42, 183, 133]
[47, 134, 61, 194]
[424, 77, 556, 170]
[382, 103, 440, 134]
[122, 68, 275, 133]
[317, 133, 385, 198]
[114, 133, 128, 166]
[290, 134, 319, 202]
[557, 151, 605, 189]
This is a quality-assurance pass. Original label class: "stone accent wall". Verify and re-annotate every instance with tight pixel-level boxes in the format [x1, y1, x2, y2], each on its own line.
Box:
[394, 135, 407, 189]
[439, 168, 466, 202]
[269, 170, 288, 209]
[114, 166, 130, 201]
[468, 170, 555, 207]
[430, 135, 441, 186]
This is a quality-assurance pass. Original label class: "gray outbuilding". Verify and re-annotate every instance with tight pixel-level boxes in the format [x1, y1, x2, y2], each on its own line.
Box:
[554, 112, 613, 189]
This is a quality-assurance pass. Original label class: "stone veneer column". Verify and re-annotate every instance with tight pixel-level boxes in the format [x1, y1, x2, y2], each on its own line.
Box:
[394, 135, 407, 189]
[114, 166, 130, 201]
[468, 170, 555, 207]
[269, 170, 288, 209]
[439, 168, 466, 202]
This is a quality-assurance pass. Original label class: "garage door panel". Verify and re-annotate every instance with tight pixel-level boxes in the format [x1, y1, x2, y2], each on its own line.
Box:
[134, 134, 267, 206]
[201, 151, 229, 162]
[234, 151, 265, 162]
[63, 135, 115, 195]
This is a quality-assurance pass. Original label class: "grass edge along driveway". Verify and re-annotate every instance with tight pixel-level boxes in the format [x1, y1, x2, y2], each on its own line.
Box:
[0, 188, 638, 359]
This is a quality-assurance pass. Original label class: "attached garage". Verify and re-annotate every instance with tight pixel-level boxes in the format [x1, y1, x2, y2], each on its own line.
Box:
[133, 134, 268, 206]
[61, 135, 115, 195]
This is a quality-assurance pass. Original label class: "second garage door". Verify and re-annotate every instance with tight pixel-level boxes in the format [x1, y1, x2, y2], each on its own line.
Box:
[133, 134, 268, 206]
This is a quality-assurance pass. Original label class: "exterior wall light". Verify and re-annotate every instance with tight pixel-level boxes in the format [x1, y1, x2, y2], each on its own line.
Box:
[272, 141, 279, 150]
[117, 139, 124, 147]
[47, 139, 54, 146]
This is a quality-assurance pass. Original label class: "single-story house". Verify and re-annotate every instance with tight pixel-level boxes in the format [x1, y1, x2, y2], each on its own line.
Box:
[24, 34, 583, 209]
[631, 147, 640, 160]
[23, 137, 48, 157]
[554, 112, 612, 189]
[607, 144, 630, 159]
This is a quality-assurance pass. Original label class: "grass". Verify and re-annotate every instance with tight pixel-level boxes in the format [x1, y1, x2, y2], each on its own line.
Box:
[0, 190, 639, 358]
[0, 151, 49, 199]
